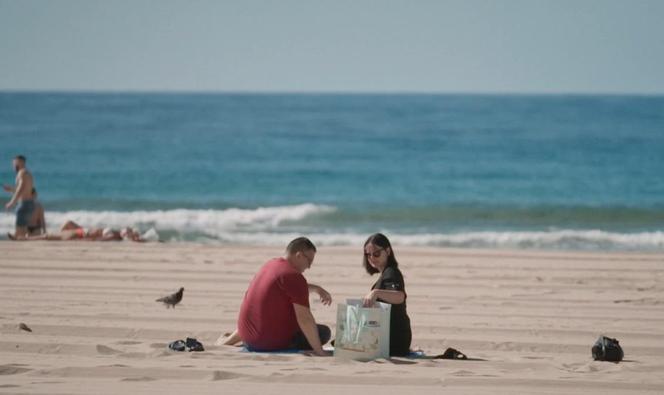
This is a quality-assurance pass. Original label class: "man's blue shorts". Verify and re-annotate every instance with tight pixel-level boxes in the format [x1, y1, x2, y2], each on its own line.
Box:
[15, 200, 35, 227]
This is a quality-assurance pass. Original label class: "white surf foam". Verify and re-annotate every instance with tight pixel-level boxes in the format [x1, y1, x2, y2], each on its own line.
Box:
[2, 206, 663, 250]
[197, 229, 664, 251]
[0, 203, 335, 235]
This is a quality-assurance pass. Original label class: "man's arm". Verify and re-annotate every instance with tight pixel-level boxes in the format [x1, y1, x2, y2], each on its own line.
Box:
[307, 283, 332, 306]
[6, 172, 25, 208]
[2, 184, 15, 194]
[292, 303, 327, 356]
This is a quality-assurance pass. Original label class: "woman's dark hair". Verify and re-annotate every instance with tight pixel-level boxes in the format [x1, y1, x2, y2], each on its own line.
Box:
[363, 233, 399, 275]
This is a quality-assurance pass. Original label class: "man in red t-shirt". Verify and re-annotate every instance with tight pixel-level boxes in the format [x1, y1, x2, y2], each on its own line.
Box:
[221, 237, 332, 356]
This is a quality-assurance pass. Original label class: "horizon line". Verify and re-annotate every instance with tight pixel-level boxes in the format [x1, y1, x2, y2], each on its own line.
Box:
[1, 88, 664, 97]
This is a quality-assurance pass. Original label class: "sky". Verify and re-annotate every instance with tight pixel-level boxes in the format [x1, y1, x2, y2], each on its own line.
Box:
[1, 0, 663, 94]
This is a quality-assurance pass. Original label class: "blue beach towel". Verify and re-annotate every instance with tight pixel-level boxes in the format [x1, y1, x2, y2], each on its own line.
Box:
[239, 345, 335, 354]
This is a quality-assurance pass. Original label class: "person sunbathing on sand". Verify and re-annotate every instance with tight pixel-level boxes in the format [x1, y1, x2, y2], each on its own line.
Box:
[10, 220, 144, 242]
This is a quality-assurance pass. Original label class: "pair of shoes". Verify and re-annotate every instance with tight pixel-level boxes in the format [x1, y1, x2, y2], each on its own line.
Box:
[168, 337, 205, 352]
[434, 347, 467, 360]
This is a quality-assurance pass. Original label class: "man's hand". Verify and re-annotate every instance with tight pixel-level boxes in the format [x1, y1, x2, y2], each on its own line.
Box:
[2, 184, 13, 193]
[215, 329, 242, 346]
[305, 349, 332, 357]
[315, 287, 332, 306]
[362, 290, 378, 307]
[309, 284, 332, 306]
[5, 201, 13, 211]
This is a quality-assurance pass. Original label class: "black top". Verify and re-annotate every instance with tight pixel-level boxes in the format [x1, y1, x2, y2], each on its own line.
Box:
[371, 266, 412, 356]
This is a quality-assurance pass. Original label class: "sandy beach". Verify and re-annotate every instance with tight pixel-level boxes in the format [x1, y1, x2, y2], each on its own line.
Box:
[1, 241, 662, 394]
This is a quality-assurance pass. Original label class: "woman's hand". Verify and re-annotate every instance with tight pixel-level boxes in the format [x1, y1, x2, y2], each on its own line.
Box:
[362, 290, 378, 307]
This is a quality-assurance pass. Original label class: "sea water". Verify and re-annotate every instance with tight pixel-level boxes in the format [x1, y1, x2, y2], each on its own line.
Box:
[1, 92, 663, 250]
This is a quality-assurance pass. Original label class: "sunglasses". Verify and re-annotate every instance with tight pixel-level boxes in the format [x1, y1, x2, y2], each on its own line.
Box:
[364, 248, 385, 258]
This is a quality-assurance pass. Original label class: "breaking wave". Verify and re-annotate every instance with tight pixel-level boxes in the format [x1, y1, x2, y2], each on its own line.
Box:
[2, 203, 663, 251]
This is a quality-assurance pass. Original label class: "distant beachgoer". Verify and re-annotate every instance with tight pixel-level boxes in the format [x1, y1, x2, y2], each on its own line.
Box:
[15, 220, 145, 242]
[362, 233, 412, 356]
[3, 155, 35, 239]
[27, 188, 46, 236]
[220, 237, 333, 356]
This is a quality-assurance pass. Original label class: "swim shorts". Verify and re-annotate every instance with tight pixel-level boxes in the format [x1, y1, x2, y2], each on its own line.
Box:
[15, 200, 35, 227]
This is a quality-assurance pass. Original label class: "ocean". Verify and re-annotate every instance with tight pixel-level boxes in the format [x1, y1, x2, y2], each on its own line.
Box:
[1, 92, 663, 250]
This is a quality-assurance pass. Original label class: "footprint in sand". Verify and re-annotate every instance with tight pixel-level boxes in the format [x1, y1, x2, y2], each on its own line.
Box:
[121, 376, 156, 382]
[354, 370, 382, 375]
[0, 365, 32, 375]
[150, 349, 175, 358]
[301, 367, 325, 371]
[119, 352, 149, 359]
[33, 381, 65, 385]
[115, 340, 141, 345]
[451, 369, 476, 377]
[561, 362, 605, 373]
[211, 371, 244, 381]
[96, 345, 122, 355]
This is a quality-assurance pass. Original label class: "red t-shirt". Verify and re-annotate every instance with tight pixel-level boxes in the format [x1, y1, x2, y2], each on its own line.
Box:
[237, 257, 310, 350]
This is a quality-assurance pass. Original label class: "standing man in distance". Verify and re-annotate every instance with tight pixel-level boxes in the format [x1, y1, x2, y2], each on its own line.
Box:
[3, 155, 35, 240]
[221, 237, 333, 356]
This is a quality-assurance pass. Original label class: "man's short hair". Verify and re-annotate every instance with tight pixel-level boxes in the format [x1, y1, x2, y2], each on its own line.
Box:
[15, 155, 26, 163]
[286, 237, 316, 254]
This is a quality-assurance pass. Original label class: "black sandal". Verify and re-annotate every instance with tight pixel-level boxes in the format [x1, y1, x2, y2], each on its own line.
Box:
[168, 339, 186, 352]
[185, 337, 205, 352]
[434, 347, 468, 360]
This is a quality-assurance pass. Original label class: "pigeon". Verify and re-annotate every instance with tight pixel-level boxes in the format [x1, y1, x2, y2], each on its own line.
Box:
[156, 287, 184, 308]
[19, 322, 32, 332]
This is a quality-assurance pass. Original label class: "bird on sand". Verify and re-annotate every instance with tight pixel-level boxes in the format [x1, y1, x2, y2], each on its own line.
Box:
[156, 287, 184, 308]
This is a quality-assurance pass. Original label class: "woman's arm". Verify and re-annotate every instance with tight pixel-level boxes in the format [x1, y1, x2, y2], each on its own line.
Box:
[363, 289, 405, 307]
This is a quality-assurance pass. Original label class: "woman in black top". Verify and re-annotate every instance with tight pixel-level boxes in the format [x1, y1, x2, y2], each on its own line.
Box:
[362, 233, 412, 356]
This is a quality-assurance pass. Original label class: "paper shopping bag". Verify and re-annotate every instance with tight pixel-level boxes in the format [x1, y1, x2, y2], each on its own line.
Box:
[333, 299, 391, 361]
